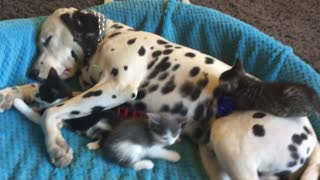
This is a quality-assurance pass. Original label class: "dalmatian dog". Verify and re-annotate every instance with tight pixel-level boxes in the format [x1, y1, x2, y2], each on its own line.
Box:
[0, 7, 319, 179]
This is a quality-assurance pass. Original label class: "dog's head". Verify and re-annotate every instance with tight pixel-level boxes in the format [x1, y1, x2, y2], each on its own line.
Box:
[29, 8, 100, 80]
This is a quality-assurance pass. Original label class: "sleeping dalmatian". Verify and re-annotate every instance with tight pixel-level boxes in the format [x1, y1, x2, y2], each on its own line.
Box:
[0, 7, 319, 179]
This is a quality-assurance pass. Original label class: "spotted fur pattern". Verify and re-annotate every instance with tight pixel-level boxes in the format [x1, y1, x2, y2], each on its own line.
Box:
[0, 8, 319, 180]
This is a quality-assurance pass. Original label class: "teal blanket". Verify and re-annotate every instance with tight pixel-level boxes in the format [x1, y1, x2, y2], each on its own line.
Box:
[0, 0, 319, 179]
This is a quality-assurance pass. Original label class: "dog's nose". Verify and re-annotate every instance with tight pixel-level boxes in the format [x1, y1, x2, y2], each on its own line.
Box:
[28, 69, 40, 80]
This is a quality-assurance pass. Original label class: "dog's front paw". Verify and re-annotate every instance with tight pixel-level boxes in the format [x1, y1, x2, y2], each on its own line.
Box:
[166, 151, 181, 162]
[0, 87, 17, 112]
[47, 138, 73, 168]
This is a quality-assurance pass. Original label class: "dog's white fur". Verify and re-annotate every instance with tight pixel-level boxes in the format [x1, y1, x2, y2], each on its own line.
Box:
[0, 7, 319, 179]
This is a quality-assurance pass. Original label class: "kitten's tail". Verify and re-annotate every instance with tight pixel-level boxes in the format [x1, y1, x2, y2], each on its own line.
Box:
[13, 98, 41, 124]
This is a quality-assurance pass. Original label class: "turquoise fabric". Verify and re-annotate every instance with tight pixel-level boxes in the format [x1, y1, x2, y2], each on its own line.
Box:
[0, 0, 319, 179]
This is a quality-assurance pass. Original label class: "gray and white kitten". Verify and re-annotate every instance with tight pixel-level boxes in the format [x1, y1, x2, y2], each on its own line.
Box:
[101, 113, 184, 171]
[214, 60, 320, 117]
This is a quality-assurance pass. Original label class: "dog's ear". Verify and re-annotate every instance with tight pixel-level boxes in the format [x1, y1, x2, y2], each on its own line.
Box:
[60, 11, 99, 58]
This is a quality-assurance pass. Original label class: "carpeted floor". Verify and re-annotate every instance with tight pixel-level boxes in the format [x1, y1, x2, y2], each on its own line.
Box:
[0, 0, 319, 72]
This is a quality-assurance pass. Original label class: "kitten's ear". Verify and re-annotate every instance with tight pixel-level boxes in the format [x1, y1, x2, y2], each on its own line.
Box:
[232, 59, 245, 74]
[47, 68, 59, 80]
[147, 113, 161, 125]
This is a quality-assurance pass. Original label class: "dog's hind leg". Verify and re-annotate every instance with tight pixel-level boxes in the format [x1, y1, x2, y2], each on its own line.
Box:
[41, 78, 139, 167]
[0, 83, 39, 112]
[300, 143, 320, 180]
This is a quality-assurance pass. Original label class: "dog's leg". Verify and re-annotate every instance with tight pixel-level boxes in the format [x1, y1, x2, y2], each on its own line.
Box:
[41, 78, 138, 167]
[199, 145, 231, 180]
[0, 83, 39, 112]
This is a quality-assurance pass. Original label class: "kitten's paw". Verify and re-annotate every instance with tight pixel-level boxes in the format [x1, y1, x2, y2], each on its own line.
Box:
[167, 151, 181, 162]
[133, 160, 154, 171]
[86, 140, 101, 150]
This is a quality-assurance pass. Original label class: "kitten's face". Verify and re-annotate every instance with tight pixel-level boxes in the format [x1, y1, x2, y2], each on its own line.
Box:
[214, 60, 245, 96]
[147, 113, 184, 146]
[35, 68, 72, 107]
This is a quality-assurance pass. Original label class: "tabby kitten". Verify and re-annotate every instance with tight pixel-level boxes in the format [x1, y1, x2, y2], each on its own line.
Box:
[214, 60, 320, 117]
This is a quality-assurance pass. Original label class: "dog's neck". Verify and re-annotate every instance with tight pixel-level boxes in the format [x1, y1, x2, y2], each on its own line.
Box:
[82, 10, 107, 42]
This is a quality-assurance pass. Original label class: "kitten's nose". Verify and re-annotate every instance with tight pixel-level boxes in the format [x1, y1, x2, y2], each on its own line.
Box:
[28, 69, 40, 80]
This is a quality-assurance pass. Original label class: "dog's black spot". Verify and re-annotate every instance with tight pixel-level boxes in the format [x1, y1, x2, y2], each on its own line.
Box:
[56, 103, 64, 107]
[136, 90, 146, 100]
[252, 124, 265, 137]
[83, 90, 103, 98]
[134, 102, 146, 111]
[172, 64, 180, 71]
[175, 46, 182, 49]
[70, 111, 80, 115]
[180, 82, 193, 96]
[194, 103, 205, 121]
[108, 32, 121, 38]
[274, 170, 291, 177]
[148, 57, 171, 79]
[190, 67, 200, 77]
[180, 81, 201, 100]
[147, 58, 158, 69]
[71, 50, 79, 61]
[180, 108, 188, 116]
[111, 24, 123, 29]
[60, 12, 99, 58]
[197, 75, 209, 88]
[140, 81, 149, 88]
[185, 52, 196, 58]
[158, 72, 169, 81]
[91, 106, 104, 114]
[138, 46, 146, 56]
[303, 126, 311, 134]
[131, 93, 136, 99]
[160, 104, 170, 112]
[291, 152, 300, 160]
[43, 35, 52, 47]
[127, 38, 137, 45]
[124, 66, 128, 71]
[171, 102, 184, 114]
[150, 46, 154, 50]
[301, 133, 308, 140]
[163, 49, 173, 55]
[253, 112, 266, 118]
[111, 48, 115, 51]
[287, 161, 297, 167]
[111, 68, 118, 77]
[165, 45, 173, 48]
[300, 158, 305, 164]
[162, 76, 176, 94]
[288, 144, 297, 152]
[205, 57, 214, 64]
[152, 51, 162, 58]
[292, 134, 303, 145]
[148, 84, 159, 93]
[307, 147, 310, 154]
[112, 95, 117, 99]
[191, 87, 202, 101]
[157, 39, 168, 45]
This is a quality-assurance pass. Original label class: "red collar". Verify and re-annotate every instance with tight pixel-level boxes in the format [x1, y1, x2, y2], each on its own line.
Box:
[116, 107, 146, 119]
